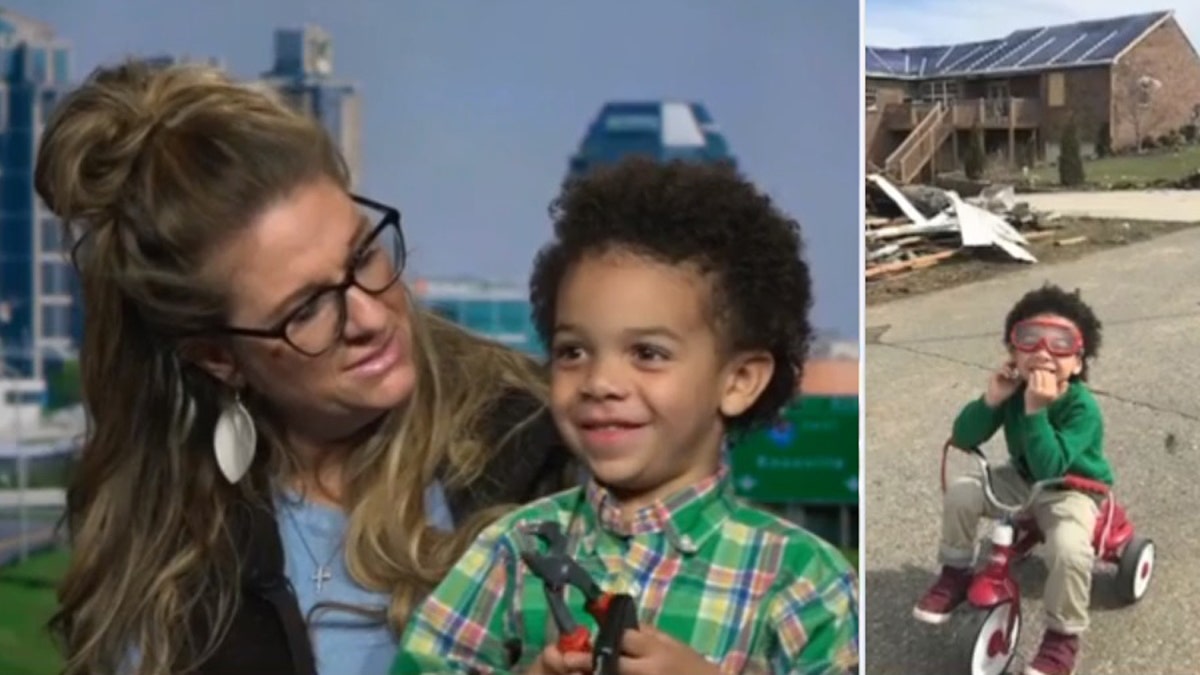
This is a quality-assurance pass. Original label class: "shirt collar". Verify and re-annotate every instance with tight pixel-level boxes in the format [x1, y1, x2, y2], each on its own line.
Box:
[577, 464, 736, 555]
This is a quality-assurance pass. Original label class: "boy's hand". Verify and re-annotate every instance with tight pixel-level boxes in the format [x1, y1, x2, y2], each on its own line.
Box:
[984, 360, 1021, 408]
[1024, 368, 1067, 414]
[617, 626, 719, 675]
[525, 644, 593, 675]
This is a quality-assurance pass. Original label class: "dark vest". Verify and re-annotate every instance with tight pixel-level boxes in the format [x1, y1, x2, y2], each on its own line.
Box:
[189, 390, 573, 674]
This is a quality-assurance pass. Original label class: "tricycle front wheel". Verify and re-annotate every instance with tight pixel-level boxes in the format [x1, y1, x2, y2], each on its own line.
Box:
[962, 601, 1021, 675]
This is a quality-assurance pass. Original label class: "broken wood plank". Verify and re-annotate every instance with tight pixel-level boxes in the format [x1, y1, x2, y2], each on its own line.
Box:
[865, 218, 958, 240]
[865, 250, 956, 279]
[1055, 236, 1087, 246]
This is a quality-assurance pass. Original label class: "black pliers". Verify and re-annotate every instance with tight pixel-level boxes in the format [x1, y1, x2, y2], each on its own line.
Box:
[519, 521, 639, 674]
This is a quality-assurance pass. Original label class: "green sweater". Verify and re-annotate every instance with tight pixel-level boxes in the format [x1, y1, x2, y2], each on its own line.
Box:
[950, 379, 1113, 485]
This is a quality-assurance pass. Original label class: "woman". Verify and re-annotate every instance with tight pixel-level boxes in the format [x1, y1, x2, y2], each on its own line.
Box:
[35, 60, 575, 674]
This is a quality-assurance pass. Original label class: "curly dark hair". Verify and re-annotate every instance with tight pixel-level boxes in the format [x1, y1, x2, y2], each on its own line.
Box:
[529, 156, 813, 430]
[1003, 283, 1102, 380]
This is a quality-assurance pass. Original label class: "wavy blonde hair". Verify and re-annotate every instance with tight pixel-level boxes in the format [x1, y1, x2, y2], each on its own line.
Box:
[35, 60, 549, 674]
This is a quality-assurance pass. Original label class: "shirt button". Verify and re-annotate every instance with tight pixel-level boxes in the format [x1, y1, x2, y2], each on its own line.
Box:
[680, 536, 694, 549]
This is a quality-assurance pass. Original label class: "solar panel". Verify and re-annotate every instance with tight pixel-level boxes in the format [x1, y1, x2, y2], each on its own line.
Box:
[985, 29, 1051, 70]
[864, 10, 1170, 77]
[876, 50, 910, 75]
[1052, 29, 1115, 64]
[1087, 13, 1163, 61]
[968, 40, 1022, 72]
[864, 49, 892, 74]
[937, 42, 991, 74]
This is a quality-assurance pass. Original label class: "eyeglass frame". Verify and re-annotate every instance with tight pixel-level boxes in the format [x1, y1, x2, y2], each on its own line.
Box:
[217, 193, 407, 357]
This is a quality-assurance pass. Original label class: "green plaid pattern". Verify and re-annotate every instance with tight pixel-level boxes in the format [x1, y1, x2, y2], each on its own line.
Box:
[393, 468, 859, 674]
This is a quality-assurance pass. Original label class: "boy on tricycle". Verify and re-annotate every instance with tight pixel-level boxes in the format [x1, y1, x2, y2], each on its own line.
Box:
[913, 284, 1117, 675]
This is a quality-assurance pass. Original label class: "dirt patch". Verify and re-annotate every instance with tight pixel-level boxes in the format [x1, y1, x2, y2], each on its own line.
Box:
[866, 218, 1200, 305]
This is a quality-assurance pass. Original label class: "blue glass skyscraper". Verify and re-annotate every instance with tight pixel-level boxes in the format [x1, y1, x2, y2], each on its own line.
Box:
[567, 101, 737, 181]
[0, 10, 74, 379]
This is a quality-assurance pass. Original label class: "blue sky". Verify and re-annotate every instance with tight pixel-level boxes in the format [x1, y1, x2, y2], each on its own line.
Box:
[867, 0, 1197, 48]
[12, 1, 862, 340]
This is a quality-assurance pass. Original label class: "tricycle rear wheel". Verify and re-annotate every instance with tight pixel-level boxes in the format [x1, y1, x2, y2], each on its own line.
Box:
[1115, 536, 1154, 604]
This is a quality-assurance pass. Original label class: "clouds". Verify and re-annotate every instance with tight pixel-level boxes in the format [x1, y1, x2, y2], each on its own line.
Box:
[866, 0, 1199, 50]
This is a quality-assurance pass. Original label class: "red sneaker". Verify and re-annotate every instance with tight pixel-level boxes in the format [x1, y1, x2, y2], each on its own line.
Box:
[911, 566, 972, 625]
[1024, 630, 1080, 675]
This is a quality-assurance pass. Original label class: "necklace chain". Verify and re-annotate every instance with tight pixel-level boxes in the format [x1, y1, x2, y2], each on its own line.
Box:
[282, 499, 343, 594]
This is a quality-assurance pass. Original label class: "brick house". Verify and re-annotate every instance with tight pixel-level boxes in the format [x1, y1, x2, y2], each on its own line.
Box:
[865, 10, 1200, 183]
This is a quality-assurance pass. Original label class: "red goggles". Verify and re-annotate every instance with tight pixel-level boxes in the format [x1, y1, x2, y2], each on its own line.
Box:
[1009, 319, 1083, 357]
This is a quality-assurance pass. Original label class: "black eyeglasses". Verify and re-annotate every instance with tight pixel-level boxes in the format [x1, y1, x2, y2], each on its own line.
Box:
[220, 194, 407, 357]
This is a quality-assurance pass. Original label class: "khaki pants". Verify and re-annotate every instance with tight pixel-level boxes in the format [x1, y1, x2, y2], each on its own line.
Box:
[938, 463, 1098, 635]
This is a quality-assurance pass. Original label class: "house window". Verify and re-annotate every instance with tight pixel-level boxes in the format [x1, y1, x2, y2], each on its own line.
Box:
[1047, 72, 1065, 107]
[918, 80, 958, 104]
[985, 81, 1011, 120]
[986, 81, 1010, 100]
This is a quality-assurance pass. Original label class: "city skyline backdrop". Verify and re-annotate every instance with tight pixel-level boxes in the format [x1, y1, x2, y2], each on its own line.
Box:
[3, 0, 860, 339]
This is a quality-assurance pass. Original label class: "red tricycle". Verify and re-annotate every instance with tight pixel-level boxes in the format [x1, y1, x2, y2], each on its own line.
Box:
[938, 441, 1155, 675]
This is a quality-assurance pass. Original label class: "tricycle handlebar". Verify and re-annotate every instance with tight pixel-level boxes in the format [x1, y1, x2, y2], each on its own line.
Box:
[940, 440, 1109, 515]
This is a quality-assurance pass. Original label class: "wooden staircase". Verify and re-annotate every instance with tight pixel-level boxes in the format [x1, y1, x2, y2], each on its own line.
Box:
[883, 103, 953, 184]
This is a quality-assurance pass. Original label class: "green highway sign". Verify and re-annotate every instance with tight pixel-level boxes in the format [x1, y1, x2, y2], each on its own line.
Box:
[729, 395, 859, 505]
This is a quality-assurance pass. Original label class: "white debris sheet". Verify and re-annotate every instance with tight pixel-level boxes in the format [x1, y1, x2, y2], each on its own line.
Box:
[865, 174, 1045, 280]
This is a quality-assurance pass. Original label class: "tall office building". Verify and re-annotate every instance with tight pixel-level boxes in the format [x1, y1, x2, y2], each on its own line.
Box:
[257, 26, 363, 185]
[567, 101, 737, 182]
[0, 10, 73, 380]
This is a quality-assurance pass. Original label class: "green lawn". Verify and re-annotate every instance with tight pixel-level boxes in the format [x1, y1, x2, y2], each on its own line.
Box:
[1025, 144, 1200, 186]
[0, 549, 66, 675]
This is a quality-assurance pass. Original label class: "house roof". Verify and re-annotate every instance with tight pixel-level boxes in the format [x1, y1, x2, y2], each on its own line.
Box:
[865, 10, 1171, 80]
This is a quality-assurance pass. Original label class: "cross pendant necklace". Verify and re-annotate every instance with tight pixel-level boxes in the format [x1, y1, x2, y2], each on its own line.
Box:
[312, 565, 334, 593]
[284, 502, 343, 595]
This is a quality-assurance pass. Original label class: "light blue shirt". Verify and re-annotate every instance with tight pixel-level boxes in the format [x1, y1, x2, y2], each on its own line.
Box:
[275, 481, 456, 675]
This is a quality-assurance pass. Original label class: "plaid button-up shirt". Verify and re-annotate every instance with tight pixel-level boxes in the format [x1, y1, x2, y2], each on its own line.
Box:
[393, 468, 859, 674]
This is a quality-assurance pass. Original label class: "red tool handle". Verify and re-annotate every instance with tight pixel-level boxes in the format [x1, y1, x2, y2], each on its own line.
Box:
[585, 593, 615, 622]
[558, 625, 593, 654]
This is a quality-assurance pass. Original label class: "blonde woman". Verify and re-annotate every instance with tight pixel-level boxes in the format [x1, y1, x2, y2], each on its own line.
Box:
[36, 60, 575, 674]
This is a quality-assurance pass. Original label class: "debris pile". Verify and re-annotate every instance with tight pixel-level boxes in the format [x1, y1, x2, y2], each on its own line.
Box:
[865, 174, 1063, 281]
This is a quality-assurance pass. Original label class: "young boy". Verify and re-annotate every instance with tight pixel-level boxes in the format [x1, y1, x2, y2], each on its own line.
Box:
[913, 283, 1110, 675]
[391, 158, 859, 675]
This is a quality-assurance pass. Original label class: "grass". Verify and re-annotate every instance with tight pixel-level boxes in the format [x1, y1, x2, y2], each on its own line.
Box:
[0, 549, 66, 675]
[1023, 143, 1200, 186]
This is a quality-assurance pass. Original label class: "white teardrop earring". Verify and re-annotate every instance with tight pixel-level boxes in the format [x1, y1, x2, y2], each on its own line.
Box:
[213, 391, 257, 484]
